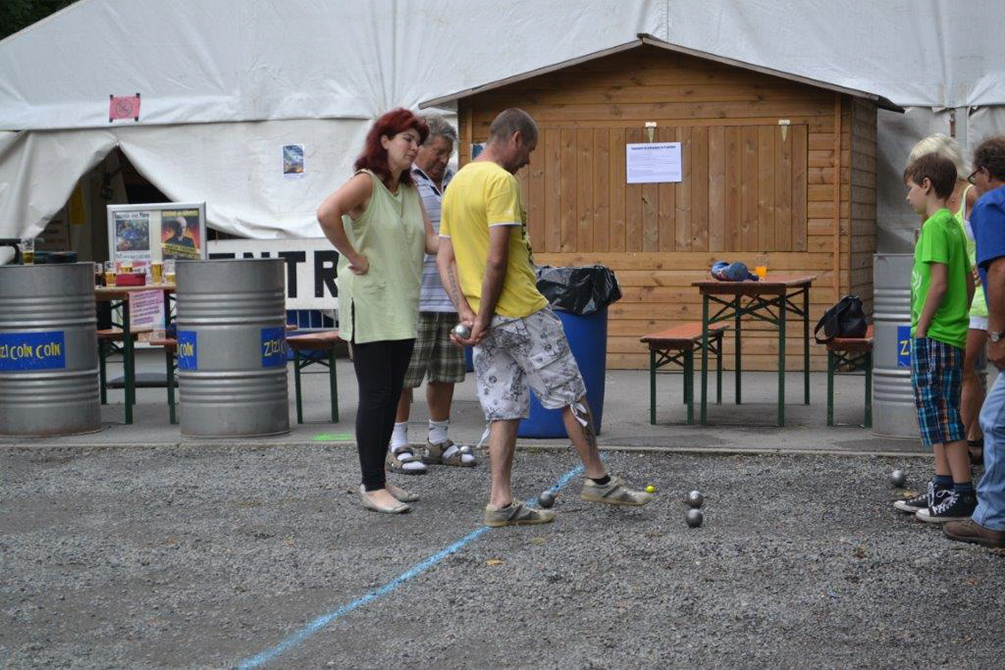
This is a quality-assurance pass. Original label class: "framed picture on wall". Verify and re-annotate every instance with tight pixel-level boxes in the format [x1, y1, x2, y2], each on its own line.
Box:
[106, 202, 207, 265]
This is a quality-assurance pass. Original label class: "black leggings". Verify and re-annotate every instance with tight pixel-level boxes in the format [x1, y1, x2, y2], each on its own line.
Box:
[351, 338, 415, 491]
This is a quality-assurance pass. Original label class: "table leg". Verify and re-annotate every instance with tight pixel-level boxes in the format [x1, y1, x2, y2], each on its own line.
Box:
[701, 295, 709, 425]
[162, 291, 172, 327]
[685, 348, 694, 425]
[803, 287, 810, 405]
[827, 351, 835, 426]
[865, 351, 873, 428]
[99, 342, 107, 405]
[683, 352, 691, 405]
[735, 296, 742, 404]
[166, 348, 176, 425]
[716, 333, 723, 405]
[778, 294, 786, 427]
[649, 349, 656, 425]
[123, 299, 133, 426]
[294, 353, 304, 424]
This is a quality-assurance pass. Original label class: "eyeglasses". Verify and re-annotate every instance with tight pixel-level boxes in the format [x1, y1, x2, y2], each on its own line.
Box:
[968, 167, 982, 185]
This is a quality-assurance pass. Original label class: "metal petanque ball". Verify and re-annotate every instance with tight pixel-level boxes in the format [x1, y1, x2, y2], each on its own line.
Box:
[685, 508, 704, 528]
[890, 469, 907, 488]
[686, 490, 704, 508]
[459, 445, 472, 456]
[538, 490, 555, 509]
[452, 323, 471, 339]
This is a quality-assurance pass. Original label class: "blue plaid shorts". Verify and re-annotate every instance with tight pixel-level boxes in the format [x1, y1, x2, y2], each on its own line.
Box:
[911, 336, 965, 448]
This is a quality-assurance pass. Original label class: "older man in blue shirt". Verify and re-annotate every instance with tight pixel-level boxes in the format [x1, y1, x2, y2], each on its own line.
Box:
[945, 136, 1005, 548]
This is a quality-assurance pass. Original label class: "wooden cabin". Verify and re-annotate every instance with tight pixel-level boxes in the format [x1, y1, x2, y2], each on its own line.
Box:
[421, 35, 901, 370]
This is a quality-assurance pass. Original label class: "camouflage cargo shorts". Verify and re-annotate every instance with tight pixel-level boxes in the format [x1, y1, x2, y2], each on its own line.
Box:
[472, 307, 586, 421]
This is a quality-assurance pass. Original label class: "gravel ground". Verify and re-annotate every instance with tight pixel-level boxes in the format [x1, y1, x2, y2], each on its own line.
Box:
[1, 444, 1003, 669]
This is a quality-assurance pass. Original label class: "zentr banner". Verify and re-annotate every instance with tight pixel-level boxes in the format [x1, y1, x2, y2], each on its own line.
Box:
[207, 238, 338, 311]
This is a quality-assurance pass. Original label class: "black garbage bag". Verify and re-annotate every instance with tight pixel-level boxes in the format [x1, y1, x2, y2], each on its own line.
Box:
[535, 264, 621, 316]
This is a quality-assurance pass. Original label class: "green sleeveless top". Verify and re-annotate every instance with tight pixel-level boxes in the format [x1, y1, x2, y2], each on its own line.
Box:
[956, 184, 988, 319]
[336, 170, 424, 343]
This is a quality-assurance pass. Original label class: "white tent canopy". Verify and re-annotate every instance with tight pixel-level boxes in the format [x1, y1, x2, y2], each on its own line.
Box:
[1, 0, 1003, 248]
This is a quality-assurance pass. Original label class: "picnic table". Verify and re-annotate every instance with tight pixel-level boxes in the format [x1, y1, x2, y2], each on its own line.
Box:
[94, 284, 175, 424]
[691, 274, 816, 426]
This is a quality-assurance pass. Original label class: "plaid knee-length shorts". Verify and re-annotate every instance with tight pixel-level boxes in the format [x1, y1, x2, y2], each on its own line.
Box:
[402, 312, 466, 388]
[911, 336, 965, 448]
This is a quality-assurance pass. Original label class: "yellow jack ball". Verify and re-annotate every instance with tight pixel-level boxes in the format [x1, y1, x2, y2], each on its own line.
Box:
[645, 485, 656, 494]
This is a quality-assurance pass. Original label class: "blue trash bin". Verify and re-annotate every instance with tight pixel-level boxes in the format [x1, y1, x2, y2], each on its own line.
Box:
[517, 306, 607, 438]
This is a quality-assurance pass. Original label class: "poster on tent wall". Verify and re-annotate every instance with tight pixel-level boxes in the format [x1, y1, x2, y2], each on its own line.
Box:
[106, 202, 207, 266]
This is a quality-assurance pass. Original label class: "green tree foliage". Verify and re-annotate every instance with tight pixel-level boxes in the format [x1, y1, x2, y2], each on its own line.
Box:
[0, 0, 79, 41]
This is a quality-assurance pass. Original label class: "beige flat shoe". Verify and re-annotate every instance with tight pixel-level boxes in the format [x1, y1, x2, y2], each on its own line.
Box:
[357, 485, 410, 514]
[387, 483, 419, 503]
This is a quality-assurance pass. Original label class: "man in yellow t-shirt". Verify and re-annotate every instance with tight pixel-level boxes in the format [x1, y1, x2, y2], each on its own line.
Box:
[438, 108, 651, 527]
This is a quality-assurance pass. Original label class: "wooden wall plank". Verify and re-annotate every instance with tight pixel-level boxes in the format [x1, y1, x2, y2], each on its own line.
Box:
[577, 128, 594, 253]
[725, 126, 741, 252]
[625, 127, 643, 251]
[593, 127, 610, 252]
[756, 125, 775, 250]
[774, 126, 793, 251]
[657, 126, 676, 251]
[675, 126, 693, 251]
[527, 148, 546, 252]
[792, 124, 808, 251]
[544, 127, 561, 252]
[708, 126, 725, 252]
[560, 128, 577, 252]
[741, 126, 759, 250]
[691, 126, 709, 251]
[610, 127, 626, 252]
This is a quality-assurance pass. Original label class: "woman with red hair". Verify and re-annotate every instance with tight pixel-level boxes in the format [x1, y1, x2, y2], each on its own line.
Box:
[318, 108, 439, 514]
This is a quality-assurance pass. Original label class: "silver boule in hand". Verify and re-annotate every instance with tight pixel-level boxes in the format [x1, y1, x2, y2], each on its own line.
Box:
[452, 323, 471, 339]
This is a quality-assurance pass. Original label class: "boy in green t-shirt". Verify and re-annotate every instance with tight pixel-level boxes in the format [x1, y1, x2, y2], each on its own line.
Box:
[893, 153, 976, 522]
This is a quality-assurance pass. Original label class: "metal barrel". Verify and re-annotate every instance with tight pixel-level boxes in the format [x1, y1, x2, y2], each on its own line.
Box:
[872, 254, 919, 438]
[176, 258, 289, 437]
[0, 263, 101, 436]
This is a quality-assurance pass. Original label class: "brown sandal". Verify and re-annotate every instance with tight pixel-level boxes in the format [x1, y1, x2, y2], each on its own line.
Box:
[422, 439, 476, 467]
[385, 445, 427, 475]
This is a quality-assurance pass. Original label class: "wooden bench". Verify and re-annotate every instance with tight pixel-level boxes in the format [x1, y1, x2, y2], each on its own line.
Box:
[825, 325, 873, 427]
[640, 323, 729, 425]
[287, 330, 341, 424]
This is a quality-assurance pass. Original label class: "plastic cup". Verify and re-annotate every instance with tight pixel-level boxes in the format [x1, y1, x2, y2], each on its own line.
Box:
[19, 238, 34, 265]
[104, 260, 117, 286]
[151, 262, 163, 284]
